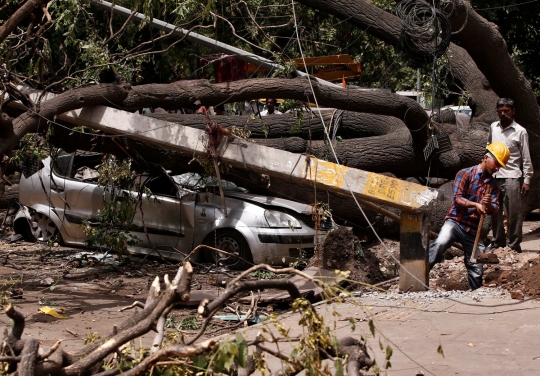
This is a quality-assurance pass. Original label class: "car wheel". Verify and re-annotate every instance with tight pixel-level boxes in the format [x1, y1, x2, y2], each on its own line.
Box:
[204, 229, 253, 270]
[28, 212, 58, 242]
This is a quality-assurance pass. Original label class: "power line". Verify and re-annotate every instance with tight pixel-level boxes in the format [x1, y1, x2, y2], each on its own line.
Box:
[473, 0, 539, 11]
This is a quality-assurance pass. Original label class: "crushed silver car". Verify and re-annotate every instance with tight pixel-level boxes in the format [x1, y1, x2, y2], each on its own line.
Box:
[14, 151, 332, 268]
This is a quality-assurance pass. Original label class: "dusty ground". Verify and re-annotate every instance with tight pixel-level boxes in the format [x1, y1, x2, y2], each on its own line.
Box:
[0, 221, 267, 352]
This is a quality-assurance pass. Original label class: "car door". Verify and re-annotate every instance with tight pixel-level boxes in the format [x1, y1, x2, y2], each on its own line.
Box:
[133, 175, 185, 250]
[62, 152, 105, 243]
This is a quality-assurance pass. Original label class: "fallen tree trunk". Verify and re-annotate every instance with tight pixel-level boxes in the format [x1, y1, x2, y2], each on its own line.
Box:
[147, 111, 403, 139]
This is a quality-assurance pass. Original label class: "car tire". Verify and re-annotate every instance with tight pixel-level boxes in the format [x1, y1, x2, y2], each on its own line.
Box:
[27, 211, 59, 242]
[203, 229, 253, 270]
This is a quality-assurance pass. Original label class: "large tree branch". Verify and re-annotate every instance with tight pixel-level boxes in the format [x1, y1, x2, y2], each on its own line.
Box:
[1, 77, 428, 157]
[1, 84, 129, 155]
[448, 1, 540, 152]
[122, 77, 430, 135]
[0, 0, 51, 44]
[293, 0, 497, 126]
[146, 111, 403, 139]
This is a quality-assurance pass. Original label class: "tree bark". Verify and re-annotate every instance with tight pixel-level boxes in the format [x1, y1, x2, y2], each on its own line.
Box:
[147, 111, 402, 139]
[448, 0, 540, 140]
[0, 184, 19, 209]
[0, 0, 51, 44]
[2, 78, 428, 157]
[1, 84, 129, 157]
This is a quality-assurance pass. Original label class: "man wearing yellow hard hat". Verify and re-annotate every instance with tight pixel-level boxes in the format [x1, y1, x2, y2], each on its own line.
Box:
[429, 142, 510, 290]
[487, 98, 533, 253]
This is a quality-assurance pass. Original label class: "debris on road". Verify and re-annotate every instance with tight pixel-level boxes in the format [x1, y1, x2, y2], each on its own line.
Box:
[237, 266, 344, 304]
[38, 306, 67, 318]
[213, 314, 267, 324]
[39, 277, 55, 287]
[430, 245, 540, 299]
[309, 226, 385, 288]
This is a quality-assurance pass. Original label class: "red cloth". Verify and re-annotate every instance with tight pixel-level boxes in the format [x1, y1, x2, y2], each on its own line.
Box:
[197, 106, 211, 114]
[445, 164, 500, 235]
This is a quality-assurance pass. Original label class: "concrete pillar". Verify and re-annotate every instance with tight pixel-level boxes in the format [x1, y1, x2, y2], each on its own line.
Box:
[399, 211, 430, 292]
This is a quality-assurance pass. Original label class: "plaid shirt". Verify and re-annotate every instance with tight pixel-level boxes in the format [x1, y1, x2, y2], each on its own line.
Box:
[445, 164, 499, 235]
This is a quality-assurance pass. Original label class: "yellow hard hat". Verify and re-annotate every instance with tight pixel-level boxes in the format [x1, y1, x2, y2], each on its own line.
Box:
[486, 141, 510, 168]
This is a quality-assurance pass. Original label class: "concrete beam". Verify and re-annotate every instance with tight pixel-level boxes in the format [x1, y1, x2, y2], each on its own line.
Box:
[399, 211, 430, 291]
[49, 104, 438, 212]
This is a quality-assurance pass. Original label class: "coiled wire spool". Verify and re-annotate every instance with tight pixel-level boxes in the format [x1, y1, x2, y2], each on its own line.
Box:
[396, 0, 455, 62]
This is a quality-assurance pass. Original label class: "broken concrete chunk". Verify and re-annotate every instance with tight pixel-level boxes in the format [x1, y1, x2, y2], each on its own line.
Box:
[39, 277, 54, 287]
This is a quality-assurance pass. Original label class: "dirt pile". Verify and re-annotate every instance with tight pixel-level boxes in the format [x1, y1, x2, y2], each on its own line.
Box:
[484, 248, 540, 299]
[430, 246, 540, 298]
[309, 227, 385, 286]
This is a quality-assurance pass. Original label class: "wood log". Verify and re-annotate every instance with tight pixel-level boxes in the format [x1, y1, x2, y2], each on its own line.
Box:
[0, 183, 19, 209]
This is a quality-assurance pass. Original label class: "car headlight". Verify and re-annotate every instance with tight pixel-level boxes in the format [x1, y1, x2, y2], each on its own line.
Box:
[264, 210, 301, 228]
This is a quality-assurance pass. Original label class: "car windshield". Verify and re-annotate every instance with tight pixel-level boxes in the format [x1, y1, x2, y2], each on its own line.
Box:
[172, 173, 247, 192]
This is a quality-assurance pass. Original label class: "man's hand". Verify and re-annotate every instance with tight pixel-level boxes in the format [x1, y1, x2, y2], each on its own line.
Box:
[475, 202, 487, 215]
[481, 193, 494, 214]
[521, 183, 530, 196]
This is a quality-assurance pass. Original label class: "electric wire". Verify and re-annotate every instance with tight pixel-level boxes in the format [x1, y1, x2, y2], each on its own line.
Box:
[473, 0, 539, 11]
[396, 0, 453, 62]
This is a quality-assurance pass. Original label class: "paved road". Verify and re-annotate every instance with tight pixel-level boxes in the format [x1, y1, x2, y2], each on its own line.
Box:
[236, 289, 540, 375]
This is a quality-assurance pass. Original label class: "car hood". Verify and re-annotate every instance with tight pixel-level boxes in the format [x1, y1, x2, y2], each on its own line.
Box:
[224, 192, 312, 214]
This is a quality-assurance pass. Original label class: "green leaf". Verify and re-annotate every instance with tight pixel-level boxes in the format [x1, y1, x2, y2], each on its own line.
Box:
[385, 345, 393, 360]
[334, 358, 345, 376]
[222, 352, 235, 371]
[369, 319, 375, 336]
[437, 344, 445, 357]
[236, 332, 248, 368]
[192, 355, 208, 371]
[348, 317, 356, 331]
[290, 348, 298, 359]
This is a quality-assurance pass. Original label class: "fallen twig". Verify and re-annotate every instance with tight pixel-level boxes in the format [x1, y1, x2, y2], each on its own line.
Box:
[65, 328, 79, 337]
[118, 301, 145, 312]
[37, 340, 62, 360]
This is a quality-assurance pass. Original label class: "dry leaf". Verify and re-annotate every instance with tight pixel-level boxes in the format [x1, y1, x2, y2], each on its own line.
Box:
[38, 306, 67, 319]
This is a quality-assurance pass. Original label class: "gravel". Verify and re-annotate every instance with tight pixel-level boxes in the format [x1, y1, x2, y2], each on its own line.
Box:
[347, 286, 510, 305]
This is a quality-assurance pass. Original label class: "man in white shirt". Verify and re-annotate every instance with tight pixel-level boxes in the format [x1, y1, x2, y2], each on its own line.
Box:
[487, 98, 533, 253]
[260, 98, 282, 116]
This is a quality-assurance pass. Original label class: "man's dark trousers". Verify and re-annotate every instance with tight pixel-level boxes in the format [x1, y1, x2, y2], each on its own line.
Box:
[491, 177, 522, 251]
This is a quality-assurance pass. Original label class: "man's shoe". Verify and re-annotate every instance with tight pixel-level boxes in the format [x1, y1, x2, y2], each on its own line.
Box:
[486, 243, 503, 252]
[511, 247, 522, 253]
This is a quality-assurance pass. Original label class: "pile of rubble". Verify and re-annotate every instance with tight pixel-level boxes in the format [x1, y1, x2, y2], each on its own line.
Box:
[430, 246, 540, 299]
[309, 226, 386, 287]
